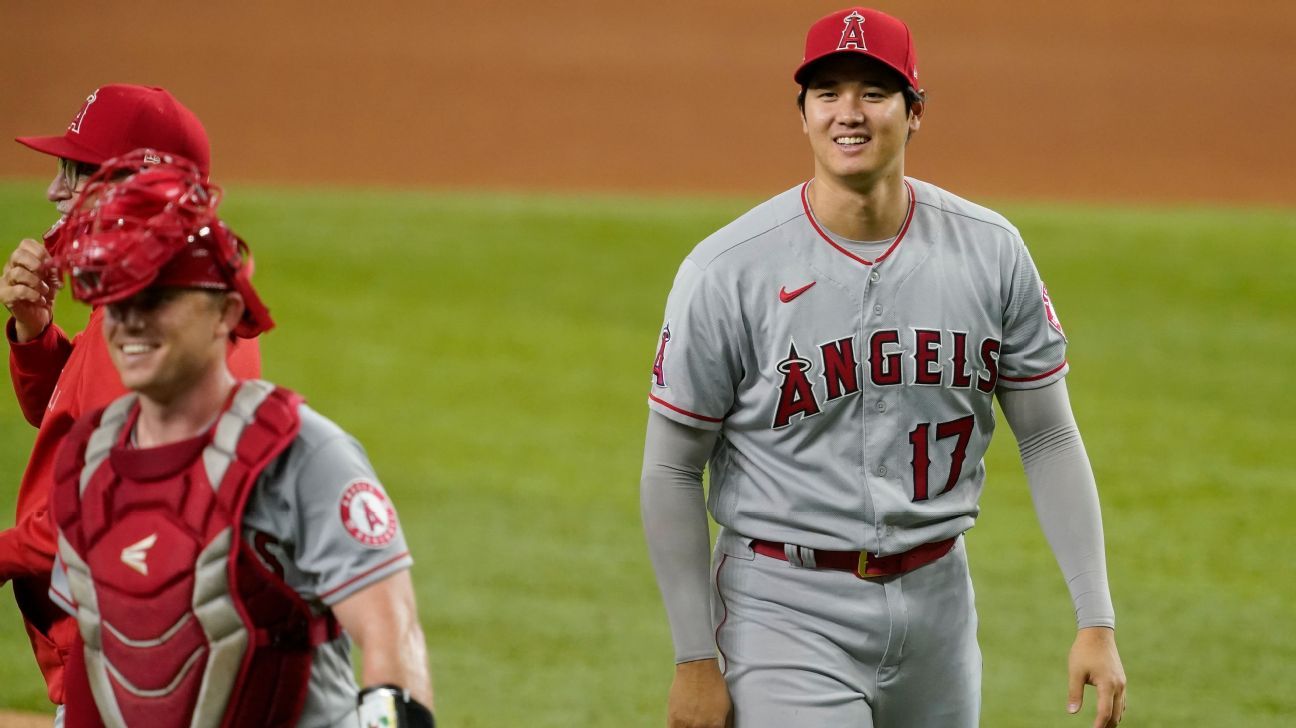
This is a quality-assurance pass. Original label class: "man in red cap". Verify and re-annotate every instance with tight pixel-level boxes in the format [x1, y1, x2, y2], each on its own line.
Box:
[641, 7, 1126, 728]
[0, 85, 259, 723]
[47, 151, 433, 728]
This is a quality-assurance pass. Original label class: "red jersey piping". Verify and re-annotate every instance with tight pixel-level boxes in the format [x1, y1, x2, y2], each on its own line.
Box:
[1000, 360, 1068, 383]
[713, 554, 731, 669]
[648, 394, 723, 424]
[800, 179, 916, 267]
[318, 551, 411, 601]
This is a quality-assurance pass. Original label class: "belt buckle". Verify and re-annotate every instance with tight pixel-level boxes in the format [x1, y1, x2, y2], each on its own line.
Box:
[855, 550, 880, 579]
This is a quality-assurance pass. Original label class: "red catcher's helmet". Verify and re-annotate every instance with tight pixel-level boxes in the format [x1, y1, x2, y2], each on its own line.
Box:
[55, 149, 273, 338]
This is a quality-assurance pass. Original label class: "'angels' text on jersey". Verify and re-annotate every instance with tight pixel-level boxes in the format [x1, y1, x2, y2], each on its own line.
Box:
[772, 329, 1000, 429]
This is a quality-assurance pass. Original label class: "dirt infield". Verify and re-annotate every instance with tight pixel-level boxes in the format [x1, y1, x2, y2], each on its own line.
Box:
[0, 709, 49, 727]
[1, 1, 1292, 206]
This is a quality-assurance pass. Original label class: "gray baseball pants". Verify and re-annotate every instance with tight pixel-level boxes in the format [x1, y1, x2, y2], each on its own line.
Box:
[712, 528, 981, 727]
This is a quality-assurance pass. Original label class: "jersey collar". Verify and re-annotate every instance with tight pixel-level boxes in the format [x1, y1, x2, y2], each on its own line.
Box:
[800, 178, 915, 267]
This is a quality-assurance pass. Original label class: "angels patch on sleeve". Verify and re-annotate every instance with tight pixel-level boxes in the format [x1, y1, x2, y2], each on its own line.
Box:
[1041, 282, 1065, 336]
[652, 324, 671, 387]
[338, 479, 399, 548]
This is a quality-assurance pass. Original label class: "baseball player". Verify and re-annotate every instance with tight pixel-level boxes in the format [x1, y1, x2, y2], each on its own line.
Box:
[45, 151, 434, 728]
[641, 8, 1126, 728]
[0, 84, 261, 723]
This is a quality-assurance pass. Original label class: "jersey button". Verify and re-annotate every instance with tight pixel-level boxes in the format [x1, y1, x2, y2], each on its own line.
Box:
[873, 304, 883, 315]
[869, 271, 880, 282]
[875, 400, 886, 412]
[876, 465, 888, 476]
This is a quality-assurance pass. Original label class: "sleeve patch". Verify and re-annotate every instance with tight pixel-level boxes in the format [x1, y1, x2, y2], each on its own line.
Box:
[1041, 283, 1065, 336]
[652, 324, 671, 387]
[338, 479, 399, 548]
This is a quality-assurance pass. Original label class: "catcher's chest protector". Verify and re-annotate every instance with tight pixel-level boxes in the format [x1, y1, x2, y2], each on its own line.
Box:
[53, 380, 338, 728]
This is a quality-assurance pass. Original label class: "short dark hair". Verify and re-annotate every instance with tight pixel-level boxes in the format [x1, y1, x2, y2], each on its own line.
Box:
[796, 85, 925, 116]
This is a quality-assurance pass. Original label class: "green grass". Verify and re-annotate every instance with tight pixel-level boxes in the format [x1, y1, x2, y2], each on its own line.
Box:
[0, 180, 1292, 726]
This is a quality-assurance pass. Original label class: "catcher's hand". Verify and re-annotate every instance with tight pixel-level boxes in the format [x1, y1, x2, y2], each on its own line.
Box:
[358, 684, 435, 728]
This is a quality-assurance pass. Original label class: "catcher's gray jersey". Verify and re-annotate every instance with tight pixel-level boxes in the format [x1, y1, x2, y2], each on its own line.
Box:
[244, 404, 413, 728]
[648, 178, 1067, 554]
[52, 404, 412, 728]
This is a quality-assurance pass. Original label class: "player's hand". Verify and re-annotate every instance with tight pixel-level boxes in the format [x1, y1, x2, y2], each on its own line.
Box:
[668, 658, 732, 728]
[1, 239, 58, 342]
[1067, 626, 1126, 728]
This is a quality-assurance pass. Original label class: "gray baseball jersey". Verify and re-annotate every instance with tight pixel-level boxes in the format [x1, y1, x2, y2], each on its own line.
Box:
[51, 403, 412, 728]
[649, 177, 1068, 554]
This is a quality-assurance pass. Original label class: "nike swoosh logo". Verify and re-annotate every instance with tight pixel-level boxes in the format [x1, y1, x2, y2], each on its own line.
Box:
[779, 282, 816, 303]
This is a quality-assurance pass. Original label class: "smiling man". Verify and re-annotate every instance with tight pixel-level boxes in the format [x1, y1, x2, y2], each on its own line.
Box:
[45, 152, 433, 728]
[0, 84, 260, 725]
[641, 8, 1126, 728]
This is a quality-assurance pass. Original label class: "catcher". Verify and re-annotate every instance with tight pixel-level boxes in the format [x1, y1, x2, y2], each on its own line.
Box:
[45, 151, 435, 728]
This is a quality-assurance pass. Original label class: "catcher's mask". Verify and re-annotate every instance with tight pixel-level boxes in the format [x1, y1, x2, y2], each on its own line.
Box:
[54, 149, 273, 338]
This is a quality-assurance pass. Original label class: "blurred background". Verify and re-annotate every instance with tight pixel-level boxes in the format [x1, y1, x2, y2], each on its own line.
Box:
[3, 0, 1293, 204]
[1, 2, 1293, 727]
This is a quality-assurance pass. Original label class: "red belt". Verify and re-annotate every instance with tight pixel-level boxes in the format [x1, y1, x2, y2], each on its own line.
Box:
[751, 536, 957, 579]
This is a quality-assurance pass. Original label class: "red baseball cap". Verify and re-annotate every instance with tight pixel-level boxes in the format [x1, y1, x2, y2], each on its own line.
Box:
[794, 7, 920, 90]
[15, 84, 211, 175]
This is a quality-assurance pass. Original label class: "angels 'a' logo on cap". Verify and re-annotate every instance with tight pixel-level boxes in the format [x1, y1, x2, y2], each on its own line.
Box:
[838, 10, 867, 50]
[68, 90, 99, 134]
[339, 479, 399, 548]
[1041, 282, 1065, 336]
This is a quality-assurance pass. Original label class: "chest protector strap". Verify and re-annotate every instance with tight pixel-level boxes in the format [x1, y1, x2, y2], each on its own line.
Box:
[53, 380, 341, 728]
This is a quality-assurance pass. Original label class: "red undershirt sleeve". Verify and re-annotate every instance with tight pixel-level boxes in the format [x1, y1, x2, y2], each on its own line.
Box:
[0, 506, 59, 584]
[8, 318, 73, 427]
